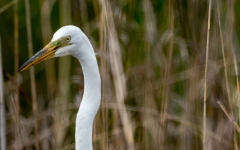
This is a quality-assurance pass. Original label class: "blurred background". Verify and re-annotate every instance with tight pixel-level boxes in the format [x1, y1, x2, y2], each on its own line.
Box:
[0, 0, 240, 149]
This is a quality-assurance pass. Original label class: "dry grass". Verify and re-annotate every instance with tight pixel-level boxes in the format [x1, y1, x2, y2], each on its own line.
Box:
[24, 0, 39, 149]
[0, 0, 240, 150]
[203, 0, 212, 149]
[0, 36, 6, 150]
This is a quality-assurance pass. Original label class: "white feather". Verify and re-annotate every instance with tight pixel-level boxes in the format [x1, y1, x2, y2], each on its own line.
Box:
[53, 25, 101, 150]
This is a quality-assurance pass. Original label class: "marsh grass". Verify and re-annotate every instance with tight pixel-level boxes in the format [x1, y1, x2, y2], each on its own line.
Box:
[0, 0, 240, 149]
[0, 36, 6, 150]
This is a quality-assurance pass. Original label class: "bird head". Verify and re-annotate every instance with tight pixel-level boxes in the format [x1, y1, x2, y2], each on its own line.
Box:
[18, 25, 83, 72]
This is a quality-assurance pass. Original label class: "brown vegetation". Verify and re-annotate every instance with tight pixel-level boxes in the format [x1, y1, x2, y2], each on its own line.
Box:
[0, 0, 239, 149]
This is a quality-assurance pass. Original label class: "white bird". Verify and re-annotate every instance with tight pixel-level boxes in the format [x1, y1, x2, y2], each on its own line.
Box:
[19, 25, 101, 150]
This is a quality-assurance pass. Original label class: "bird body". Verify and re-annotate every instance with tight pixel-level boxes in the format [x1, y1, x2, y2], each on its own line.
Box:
[19, 25, 101, 150]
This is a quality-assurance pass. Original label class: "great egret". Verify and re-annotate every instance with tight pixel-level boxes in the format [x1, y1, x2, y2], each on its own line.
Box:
[19, 25, 101, 150]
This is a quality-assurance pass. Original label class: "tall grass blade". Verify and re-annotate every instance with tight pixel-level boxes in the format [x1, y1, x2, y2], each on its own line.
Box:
[98, 0, 135, 149]
[24, 0, 40, 149]
[40, 0, 57, 99]
[13, 1, 20, 149]
[0, 36, 6, 150]
[0, 0, 19, 14]
[203, 0, 212, 149]
[54, 0, 71, 148]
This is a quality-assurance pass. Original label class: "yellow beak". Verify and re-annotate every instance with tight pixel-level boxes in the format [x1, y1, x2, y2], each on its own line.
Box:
[18, 43, 58, 72]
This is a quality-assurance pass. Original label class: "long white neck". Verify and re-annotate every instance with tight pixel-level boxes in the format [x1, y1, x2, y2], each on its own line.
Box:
[73, 38, 101, 150]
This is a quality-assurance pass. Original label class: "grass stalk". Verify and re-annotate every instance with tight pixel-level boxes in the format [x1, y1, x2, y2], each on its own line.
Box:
[159, 0, 174, 148]
[0, 36, 6, 150]
[217, 101, 240, 132]
[0, 0, 19, 14]
[79, 0, 90, 33]
[90, 1, 108, 149]
[40, 0, 57, 99]
[24, 0, 40, 149]
[98, 0, 135, 149]
[53, 0, 71, 148]
[13, 0, 19, 123]
[39, 1, 56, 149]
[217, 0, 231, 109]
[142, 0, 159, 148]
[13, 2, 20, 149]
[203, 0, 212, 149]
[217, 1, 237, 148]
[227, 1, 240, 148]
[99, 4, 110, 149]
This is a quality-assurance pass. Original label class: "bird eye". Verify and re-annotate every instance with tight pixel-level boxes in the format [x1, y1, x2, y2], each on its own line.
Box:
[66, 36, 71, 42]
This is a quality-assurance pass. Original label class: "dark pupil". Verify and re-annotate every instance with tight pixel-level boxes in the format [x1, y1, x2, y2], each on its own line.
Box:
[67, 37, 70, 41]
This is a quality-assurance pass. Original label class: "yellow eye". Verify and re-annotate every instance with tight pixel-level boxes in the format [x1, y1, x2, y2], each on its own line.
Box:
[66, 36, 71, 42]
